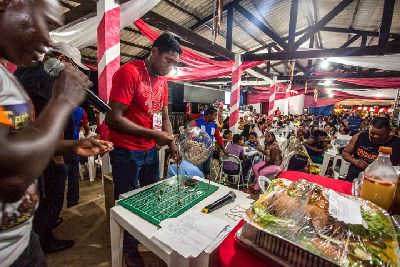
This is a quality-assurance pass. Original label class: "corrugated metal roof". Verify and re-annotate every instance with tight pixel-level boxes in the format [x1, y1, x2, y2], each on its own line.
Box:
[72, 0, 400, 75]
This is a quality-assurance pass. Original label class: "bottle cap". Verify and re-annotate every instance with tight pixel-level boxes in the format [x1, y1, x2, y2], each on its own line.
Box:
[379, 146, 392, 155]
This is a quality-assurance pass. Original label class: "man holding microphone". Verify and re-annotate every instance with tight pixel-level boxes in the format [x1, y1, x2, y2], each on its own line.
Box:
[0, 0, 112, 265]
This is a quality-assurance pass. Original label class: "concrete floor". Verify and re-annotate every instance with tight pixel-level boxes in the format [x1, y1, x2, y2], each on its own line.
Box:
[45, 178, 167, 267]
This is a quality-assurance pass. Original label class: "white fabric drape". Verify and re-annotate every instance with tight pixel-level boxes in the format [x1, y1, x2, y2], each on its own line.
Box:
[50, 0, 160, 49]
[327, 54, 400, 72]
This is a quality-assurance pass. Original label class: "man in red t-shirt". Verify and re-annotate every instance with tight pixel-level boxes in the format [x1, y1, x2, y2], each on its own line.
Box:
[105, 33, 182, 266]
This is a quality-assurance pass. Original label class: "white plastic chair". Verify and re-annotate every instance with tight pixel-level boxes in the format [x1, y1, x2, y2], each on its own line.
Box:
[332, 155, 350, 179]
[218, 154, 244, 190]
[258, 175, 272, 194]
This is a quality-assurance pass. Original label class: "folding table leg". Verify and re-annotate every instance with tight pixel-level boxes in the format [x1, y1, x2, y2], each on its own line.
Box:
[110, 216, 124, 267]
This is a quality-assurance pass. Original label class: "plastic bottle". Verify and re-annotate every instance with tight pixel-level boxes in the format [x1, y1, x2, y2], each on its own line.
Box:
[360, 146, 398, 210]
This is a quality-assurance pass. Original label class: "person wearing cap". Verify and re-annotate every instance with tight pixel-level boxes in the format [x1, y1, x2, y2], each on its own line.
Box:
[15, 41, 110, 254]
[343, 117, 400, 182]
[52, 42, 92, 210]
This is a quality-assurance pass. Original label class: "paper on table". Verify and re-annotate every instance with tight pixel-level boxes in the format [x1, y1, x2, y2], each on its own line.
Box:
[153, 210, 229, 258]
[204, 225, 232, 254]
[328, 190, 363, 225]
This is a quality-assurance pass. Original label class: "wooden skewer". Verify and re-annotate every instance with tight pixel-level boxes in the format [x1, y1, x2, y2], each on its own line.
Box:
[176, 162, 180, 193]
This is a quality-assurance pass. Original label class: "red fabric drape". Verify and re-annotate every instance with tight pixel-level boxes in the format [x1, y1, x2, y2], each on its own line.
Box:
[337, 78, 400, 88]
[247, 92, 272, 104]
[248, 83, 306, 104]
[133, 19, 264, 81]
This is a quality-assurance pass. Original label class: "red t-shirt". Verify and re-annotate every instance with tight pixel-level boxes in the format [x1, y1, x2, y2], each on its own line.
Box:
[109, 61, 168, 150]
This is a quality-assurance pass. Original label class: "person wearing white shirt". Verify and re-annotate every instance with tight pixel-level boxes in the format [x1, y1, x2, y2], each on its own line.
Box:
[335, 125, 352, 146]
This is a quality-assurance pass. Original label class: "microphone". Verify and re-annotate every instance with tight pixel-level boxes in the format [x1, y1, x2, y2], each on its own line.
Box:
[43, 58, 111, 113]
[201, 191, 237, 214]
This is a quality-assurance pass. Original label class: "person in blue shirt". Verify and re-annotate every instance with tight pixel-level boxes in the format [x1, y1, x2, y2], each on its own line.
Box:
[245, 132, 259, 148]
[64, 106, 90, 208]
[191, 107, 224, 178]
[167, 158, 205, 179]
[347, 112, 362, 135]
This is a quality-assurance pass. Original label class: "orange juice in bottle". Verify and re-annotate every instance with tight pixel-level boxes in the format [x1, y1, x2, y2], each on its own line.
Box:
[360, 147, 398, 211]
[392, 176, 400, 214]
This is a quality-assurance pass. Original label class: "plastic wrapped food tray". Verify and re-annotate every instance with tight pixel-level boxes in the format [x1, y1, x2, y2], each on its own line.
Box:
[236, 178, 400, 267]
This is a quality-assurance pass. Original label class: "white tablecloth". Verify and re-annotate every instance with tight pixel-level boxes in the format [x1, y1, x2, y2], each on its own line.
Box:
[110, 177, 254, 267]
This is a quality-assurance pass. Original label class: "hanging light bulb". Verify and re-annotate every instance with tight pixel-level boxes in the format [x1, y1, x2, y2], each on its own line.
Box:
[320, 59, 330, 69]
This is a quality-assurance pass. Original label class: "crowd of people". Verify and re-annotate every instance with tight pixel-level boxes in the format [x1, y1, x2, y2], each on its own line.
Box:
[213, 110, 400, 193]
[0, 2, 399, 267]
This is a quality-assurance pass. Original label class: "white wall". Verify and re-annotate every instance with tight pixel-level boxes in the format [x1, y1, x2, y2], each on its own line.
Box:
[251, 103, 261, 113]
[289, 94, 305, 115]
[274, 94, 305, 115]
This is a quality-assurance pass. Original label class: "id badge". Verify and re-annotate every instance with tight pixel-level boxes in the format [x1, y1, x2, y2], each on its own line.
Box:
[153, 112, 162, 131]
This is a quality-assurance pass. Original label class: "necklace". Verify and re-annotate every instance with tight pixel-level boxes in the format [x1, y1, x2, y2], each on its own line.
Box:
[143, 61, 163, 116]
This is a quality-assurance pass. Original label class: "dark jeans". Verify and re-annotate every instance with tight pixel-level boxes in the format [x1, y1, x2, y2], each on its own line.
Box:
[65, 155, 80, 206]
[33, 163, 68, 247]
[11, 232, 46, 267]
[110, 146, 160, 256]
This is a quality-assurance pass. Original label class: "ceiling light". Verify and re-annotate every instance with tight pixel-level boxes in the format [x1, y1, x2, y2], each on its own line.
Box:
[320, 59, 330, 69]
[329, 93, 334, 98]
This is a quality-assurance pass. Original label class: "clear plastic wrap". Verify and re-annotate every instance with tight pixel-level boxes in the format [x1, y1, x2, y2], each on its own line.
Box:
[178, 126, 213, 165]
[239, 178, 400, 266]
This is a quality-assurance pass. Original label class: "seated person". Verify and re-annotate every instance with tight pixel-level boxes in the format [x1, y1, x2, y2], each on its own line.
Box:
[252, 132, 283, 191]
[252, 132, 283, 179]
[245, 132, 259, 148]
[335, 125, 352, 147]
[224, 134, 251, 176]
[392, 125, 399, 136]
[222, 129, 232, 146]
[285, 154, 311, 173]
[303, 130, 329, 164]
[241, 117, 251, 139]
[324, 122, 337, 139]
[252, 121, 264, 138]
[167, 157, 205, 179]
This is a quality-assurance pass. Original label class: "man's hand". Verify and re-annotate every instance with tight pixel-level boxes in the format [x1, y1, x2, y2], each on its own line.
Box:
[354, 159, 369, 170]
[154, 131, 174, 146]
[169, 142, 178, 161]
[74, 138, 114, 157]
[52, 63, 92, 106]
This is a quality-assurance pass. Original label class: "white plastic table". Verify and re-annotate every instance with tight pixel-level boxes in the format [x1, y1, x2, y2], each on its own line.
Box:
[243, 147, 260, 157]
[110, 178, 254, 267]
